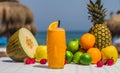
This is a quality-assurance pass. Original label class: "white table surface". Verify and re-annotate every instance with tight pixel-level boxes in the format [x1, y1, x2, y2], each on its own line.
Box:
[0, 57, 120, 73]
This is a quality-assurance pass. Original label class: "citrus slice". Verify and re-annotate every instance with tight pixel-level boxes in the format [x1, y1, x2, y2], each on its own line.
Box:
[48, 20, 60, 30]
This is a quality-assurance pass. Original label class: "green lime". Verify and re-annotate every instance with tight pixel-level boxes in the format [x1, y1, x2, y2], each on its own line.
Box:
[67, 40, 79, 53]
[73, 38, 80, 45]
[73, 51, 83, 64]
[65, 51, 73, 63]
[80, 53, 92, 65]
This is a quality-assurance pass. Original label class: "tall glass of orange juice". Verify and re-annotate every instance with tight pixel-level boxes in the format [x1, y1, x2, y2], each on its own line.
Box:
[47, 21, 66, 69]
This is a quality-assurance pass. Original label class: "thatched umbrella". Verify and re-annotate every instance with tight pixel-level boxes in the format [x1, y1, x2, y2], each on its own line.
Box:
[104, 11, 120, 53]
[0, 0, 37, 39]
[105, 10, 120, 37]
[0, 0, 18, 2]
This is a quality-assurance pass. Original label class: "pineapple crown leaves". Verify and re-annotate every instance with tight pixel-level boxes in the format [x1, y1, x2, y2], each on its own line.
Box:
[87, 0, 106, 24]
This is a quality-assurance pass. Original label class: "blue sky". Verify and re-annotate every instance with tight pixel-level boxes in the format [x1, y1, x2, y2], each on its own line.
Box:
[20, 0, 120, 31]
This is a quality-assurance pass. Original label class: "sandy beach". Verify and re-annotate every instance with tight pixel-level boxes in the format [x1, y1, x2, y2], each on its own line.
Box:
[0, 48, 7, 57]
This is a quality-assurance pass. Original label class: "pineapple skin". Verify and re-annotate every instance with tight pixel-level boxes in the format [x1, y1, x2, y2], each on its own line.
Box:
[89, 24, 112, 50]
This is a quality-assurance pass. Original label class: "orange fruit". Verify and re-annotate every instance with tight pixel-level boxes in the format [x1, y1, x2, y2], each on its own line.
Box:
[87, 48, 101, 64]
[48, 20, 60, 30]
[80, 33, 95, 49]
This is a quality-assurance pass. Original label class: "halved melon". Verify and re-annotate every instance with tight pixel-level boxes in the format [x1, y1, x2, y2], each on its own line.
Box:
[6, 28, 38, 62]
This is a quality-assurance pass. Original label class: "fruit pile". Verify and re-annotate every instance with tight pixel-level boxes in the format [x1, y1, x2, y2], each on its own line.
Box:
[7, 28, 118, 68]
[24, 45, 48, 65]
[65, 0, 118, 67]
[6, 0, 119, 69]
[66, 33, 118, 67]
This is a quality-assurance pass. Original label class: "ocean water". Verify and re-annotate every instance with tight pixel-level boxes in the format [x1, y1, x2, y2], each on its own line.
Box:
[0, 30, 119, 48]
[0, 31, 87, 48]
[35, 31, 87, 45]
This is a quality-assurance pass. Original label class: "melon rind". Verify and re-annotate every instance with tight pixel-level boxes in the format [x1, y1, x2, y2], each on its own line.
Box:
[6, 28, 38, 62]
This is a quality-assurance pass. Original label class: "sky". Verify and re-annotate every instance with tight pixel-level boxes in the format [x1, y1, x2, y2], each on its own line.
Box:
[20, 0, 120, 31]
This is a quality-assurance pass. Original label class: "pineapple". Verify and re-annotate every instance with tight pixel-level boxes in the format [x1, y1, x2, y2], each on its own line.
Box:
[87, 0, 112, 50]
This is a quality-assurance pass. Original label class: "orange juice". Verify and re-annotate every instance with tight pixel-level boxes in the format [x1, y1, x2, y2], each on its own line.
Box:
[47, 22, 66, 68]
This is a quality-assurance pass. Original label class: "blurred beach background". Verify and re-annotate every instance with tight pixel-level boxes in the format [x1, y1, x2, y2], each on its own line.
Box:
[21, 0, 120, 45]
[0, 0, 120, 47]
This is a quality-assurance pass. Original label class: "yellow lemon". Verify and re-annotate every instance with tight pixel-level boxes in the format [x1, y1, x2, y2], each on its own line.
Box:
[34, 45, 47, 62]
